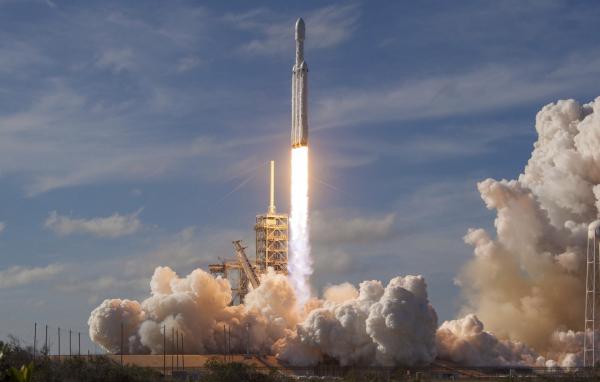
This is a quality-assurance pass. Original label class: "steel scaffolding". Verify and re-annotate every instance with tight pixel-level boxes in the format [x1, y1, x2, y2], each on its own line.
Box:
[255, 160, 289, 275]
[255, 213, 288, 274]
[208, 260, 249, 305]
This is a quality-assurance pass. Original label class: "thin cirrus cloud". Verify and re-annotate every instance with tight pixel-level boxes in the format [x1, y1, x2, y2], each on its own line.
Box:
[44, 209, 143, 238]
[311, 210, 396, 245]
[0, 264, 64, 289]
[313, 55, 600, 130]
[0, 222, 5, 234]
[95, 48, 136, 73]
[227, 3, 360, 55]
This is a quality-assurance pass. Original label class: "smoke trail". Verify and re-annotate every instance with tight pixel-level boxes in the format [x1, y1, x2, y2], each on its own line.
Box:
[453, 97, 600, 366]
[289, 146, 312, 306]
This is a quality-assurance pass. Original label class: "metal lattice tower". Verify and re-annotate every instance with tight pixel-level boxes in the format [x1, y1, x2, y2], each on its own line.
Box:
[208, 260, 249, 305]
[584, 220, 600, 367]
[255, 161, 289, 274]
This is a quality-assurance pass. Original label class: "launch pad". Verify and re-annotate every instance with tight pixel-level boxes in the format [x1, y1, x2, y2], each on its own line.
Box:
[207, 18, 311, 305]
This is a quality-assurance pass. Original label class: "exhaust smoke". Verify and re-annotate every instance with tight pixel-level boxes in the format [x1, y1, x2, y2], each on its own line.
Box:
[289, 146, 312, 306]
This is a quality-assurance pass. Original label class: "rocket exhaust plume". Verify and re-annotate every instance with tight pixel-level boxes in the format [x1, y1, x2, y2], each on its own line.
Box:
[289, 17, 312, 305]
[290, 146, 311, 305]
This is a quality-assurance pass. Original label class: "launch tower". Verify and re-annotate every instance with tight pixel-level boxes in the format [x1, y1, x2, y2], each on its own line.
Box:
[584, 220, 600, 366]
[255, 161, 289, 274]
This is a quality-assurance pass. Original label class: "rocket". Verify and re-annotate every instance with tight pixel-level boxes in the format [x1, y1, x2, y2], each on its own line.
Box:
[291, 18, 308, 148]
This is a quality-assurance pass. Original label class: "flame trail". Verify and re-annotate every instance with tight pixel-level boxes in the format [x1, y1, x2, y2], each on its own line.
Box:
[289, 146, 312, 305]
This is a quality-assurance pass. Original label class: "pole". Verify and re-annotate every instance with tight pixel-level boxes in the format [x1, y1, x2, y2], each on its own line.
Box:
[78, 332, 81, 357]
[69, 330, 72, 357]
[58, 327, 61, 359]
[33, 322, 37, 362]
[44, 324, 48, 356]
[171, 327, 174, 375]
[228, 326, 231, 362]
[176, 328, 179, 371]
[181, 333, 185, 372]
[163, 325, 166, 376]
[246, 323, 250, 355]
[269, 160, 276, 213]
[223, 325, 226, 362]
[120, 322, 123, 366]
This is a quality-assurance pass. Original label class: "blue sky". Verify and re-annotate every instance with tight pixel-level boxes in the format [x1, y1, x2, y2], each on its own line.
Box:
[2, 0, 600, 352]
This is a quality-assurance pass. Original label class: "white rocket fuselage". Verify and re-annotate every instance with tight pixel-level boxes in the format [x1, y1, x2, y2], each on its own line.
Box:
[291, 18, 308, 148]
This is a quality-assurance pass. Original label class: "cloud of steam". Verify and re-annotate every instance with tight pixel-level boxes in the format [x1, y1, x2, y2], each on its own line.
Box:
[89, 267, 294, 355]
[89, 267, 437, 367]
[436, 314, 540, 367]
[435, 314, 585, 368]
[276, 275, 438, 367]
[455, 97, 600, 365]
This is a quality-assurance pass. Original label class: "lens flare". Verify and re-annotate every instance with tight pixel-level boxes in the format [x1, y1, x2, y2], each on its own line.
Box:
[290, 146, 312, 305]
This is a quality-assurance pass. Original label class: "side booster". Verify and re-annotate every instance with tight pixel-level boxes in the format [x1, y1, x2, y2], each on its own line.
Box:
[291, 18, 308, 148]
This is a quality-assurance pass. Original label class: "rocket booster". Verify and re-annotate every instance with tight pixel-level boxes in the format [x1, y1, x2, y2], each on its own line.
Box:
[291, 18, 308, 148]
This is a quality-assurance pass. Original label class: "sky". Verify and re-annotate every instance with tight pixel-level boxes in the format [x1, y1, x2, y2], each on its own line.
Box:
[2, 0, 600, 353]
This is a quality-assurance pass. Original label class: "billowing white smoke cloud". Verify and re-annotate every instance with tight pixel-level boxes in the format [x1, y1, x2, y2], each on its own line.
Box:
[275, 275, 438, 367]
[89, 267, 296, 355]
[89, 267, 437, 367]
[436, 314, 540, 367]
[435, 315, 585, 368]
[454, 97, 600, 366]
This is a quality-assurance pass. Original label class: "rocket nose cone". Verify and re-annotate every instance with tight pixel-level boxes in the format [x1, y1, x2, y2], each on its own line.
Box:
[295, 18, 305, 40]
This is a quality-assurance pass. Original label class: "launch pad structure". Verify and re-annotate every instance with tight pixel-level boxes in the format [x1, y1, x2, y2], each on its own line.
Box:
[255, 160, 289, 275]
[208, 161, 289, 304]
[208, 19, 305, 305]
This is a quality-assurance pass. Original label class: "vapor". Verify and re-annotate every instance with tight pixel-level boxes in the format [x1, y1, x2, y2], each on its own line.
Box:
[451, 97, 600, 366]
[89, 267, 438, 366]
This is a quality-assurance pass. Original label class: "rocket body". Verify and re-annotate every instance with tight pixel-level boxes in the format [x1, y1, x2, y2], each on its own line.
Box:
[291, 18, 308, 148]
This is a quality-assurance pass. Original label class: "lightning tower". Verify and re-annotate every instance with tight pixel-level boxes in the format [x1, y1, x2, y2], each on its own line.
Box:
[255, 161, 289, 274]
[584, 220, 600, 366]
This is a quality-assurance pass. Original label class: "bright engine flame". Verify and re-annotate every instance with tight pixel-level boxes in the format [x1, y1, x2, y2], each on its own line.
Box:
[290, 146, 312, 305]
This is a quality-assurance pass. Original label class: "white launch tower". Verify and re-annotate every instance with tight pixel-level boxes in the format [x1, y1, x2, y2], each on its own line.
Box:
[584, 220, 600, 366]
[255, 161, 289, 274]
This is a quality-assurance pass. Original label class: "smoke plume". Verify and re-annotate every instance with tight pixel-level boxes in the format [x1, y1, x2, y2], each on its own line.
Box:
[89, 267, 438, 366]
[453, 97, 600, 366]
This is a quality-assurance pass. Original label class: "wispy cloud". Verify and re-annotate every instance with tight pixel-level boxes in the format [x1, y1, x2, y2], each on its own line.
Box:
[0, 80, 256, 195]
[0, 264, 64, 288]
[0, 222, 5, 234]
[0, 40, 47, 74]
[311, 211, 396, 245]
[314, 55, 600, 130]
[95, 48, 136, 73]
[44, 209, 143, 238]
[317, 121, 531, 167]
[120, 225, 252, 275]
[227, 3, 360, 55]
